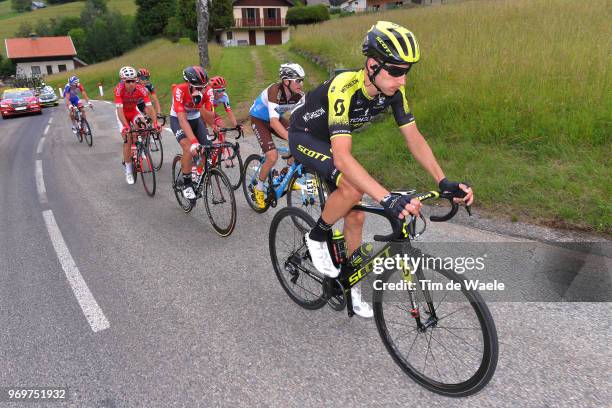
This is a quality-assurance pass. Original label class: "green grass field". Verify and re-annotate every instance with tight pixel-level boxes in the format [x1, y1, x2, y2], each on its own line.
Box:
[290, 0, 611, 232]
[0, 0, 136, 49]
[40, 0, 611, 233]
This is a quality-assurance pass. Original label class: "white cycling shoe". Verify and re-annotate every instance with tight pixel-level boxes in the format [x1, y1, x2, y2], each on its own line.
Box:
[351, 283, 373, 318]
[125, 172, 135, 185]
[304, 232, 339, 278]
[182, 186, 196, 200]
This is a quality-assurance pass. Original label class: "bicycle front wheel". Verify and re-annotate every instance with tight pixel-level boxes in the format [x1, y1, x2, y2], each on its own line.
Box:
[241, 153, 269, 213]
[219, 144, 243, 191]
[203, 167, 236, 237]
[172, 154, 193, 213]
[286, 167, 327, 227]
[373, 248, 498, 397]
[149, 131, 163, 170]
[139, 148, 156, 197]
[269, 207, 327, 310]
[82, 118, 93, 147]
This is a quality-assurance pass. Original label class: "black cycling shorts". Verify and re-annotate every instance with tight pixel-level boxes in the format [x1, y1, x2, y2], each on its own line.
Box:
[289, 129, 342, 192]
[170, 115, 209, 145]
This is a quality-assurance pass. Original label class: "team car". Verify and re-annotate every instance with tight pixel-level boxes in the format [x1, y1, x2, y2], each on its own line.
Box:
[37, 85, 59, 107]
[1, 88, 42, 119]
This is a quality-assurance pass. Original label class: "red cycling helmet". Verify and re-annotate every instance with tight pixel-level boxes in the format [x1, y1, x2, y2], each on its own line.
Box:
[138, 68, 150, 79]
[209, 76, 227, 90]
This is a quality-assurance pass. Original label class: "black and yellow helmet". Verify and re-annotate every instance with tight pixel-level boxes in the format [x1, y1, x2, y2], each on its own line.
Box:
[362, 21, 420, 65]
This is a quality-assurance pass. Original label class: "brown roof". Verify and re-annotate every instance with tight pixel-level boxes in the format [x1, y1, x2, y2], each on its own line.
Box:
[5, 36, 77, 59]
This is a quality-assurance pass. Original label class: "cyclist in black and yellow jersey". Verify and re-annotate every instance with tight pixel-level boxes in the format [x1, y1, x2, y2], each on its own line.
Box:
[289, 21, 473, 317]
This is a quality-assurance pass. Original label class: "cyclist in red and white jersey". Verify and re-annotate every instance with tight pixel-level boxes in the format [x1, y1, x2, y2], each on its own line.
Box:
[114, 66, 159, 185]
[169, 65, 216, 200]
[209, 76, 241, 131]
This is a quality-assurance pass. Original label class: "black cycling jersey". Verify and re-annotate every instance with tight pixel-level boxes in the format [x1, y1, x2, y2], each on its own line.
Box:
[290, 69, 415, 141]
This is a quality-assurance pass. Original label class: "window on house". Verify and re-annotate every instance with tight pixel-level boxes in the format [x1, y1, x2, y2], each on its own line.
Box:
[246, 8, 256, 19]
[227, 31, 233, 40]
[46, 65, 53, 75]
[266, 8, 276, 19]
[58, 64, 67, 72]
[31, 66, 41, 75]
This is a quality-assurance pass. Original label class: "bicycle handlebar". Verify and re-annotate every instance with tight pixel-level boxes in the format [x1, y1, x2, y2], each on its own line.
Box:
[215, 126, 244, 140]
[367, 190, 471, 242]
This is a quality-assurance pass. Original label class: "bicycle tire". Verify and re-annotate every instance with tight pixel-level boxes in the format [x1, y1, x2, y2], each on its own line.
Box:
[82, 118, 93, 147]
[286, 167, 327, 228]
[219, 144, 243, 191]
[269, 207, 327, 310]
[131, 154, 138, 183]
[373, 250, 498, 397]
[149, 132, 163, 170]
[172, 154, 193, 213]
[139, 147, 156, 197]
[241, 153, 270, 213]
[203, 167, 236, 237]
[75, 119, 83, 143]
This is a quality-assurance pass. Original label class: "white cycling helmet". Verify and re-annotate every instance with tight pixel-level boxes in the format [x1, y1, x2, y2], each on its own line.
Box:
[279, 63, 305, 80]
[119, 66, 138, 80]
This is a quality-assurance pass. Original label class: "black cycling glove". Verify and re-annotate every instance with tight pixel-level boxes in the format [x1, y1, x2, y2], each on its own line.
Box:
[438, 178, 470, 198]
[380, 194, 413, 220]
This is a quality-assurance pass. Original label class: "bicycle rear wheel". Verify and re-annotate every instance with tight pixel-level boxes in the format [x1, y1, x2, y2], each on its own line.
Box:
[241, 153, 270, 213]
[172, 154, 193, 213]
[269, 207, 327, 310]
[139, 147, 156, 197]
[75, 120, 83, 143]
[203, 167, 236, 237]
[82, 118, 93, 147]
[219, 144, 243, 191]
[373, 247, 498, 397]
[149, 131, 163, 170]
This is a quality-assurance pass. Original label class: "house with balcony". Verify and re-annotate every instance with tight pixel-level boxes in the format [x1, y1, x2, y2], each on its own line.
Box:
[218, 0, 294, 46]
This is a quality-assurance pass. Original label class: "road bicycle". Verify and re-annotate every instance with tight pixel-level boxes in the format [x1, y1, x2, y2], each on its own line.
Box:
[171, 142, 237, 237]
[242, 146, 327, 221]
[210, 126, 244, 190]
[124, 126, 156, 197]
[71, 104, 93, 147]
[269, 190, 498, 397]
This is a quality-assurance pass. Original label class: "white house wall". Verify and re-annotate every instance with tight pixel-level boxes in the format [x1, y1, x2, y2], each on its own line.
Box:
[16, 59, 75, 76]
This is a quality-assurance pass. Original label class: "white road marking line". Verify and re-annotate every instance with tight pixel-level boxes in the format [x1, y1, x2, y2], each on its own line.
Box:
[43, 125, 50, 135]
[37, 137, 46, 154]
[42, 210, 110, 333]
[48, 117, 54, 125]
[35, 160, 48, 204]
[164, 127, 172, 133]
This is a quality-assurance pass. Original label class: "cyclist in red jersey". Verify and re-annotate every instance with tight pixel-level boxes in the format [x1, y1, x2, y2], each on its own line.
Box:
[115, 66, 159, 185]
[209, 76, 241, 131]
[169, 65, 216, 200]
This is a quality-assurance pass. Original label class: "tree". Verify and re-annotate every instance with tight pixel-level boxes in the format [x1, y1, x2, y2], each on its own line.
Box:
[196, 0, 209, 67]
[15, 21, 34, 37]
[209, 0, 233, 39]
[11, 0, 31, 13]
[81, 0, 108, 28]
[135, 0, 176, 39]
[53, 17, 81, 36]
[175, 0, 197, 41]
[68, 28, 86, 56]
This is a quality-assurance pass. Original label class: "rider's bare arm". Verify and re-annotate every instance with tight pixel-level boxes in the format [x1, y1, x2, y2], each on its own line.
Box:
[144, 105, 156, 121]
[200, 107, 216, 128]
[269, 117, 288, 140]
[151, 93, 161, 115]
[116, 107, 129, 128]
[400, 123, 445, 184]
[226, 109, 238, 128]
[330, 136, 388, 202]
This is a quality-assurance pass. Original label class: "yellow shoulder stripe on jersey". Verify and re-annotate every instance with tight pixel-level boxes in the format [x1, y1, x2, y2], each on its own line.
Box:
[330, 133, 352, 139]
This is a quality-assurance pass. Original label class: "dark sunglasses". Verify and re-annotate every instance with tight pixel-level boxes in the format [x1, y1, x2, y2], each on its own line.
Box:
[190, 85, 206, 91]
[213, 88, 226, 93]
[382, 63, 413, 77]
[125, 79, 137, 83]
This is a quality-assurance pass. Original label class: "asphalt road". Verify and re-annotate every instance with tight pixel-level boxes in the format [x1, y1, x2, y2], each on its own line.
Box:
[0, 102, 610, 407]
